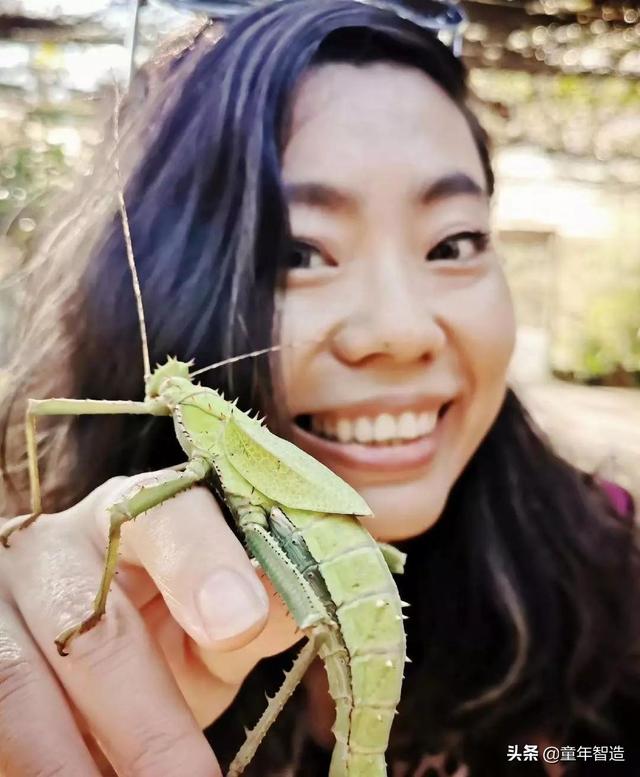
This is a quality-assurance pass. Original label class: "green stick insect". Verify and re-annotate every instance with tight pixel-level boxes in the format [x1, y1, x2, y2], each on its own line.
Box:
[0, 90, 408, 777]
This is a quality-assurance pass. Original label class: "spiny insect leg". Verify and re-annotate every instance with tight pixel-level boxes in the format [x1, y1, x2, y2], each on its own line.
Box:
[1, 397, 164, 547]
[226, 629, 326, 777]
[243, 521, 330, 630]
[0, 511, 42, 548]
[55, 457, 210, 656]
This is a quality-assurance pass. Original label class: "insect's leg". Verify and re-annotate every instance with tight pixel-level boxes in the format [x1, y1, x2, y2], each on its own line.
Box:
[0, 397, 164, 547]
[25, 405, 41, 515]
[226, 515, 334, 774]
[377, 541, 407, 575]
[226, 629, 325, 777]
[55, 456, 210, 656]
[239, 517, 330, 631]
[167, 461, 191, 472]
[0, 408, 43, 548]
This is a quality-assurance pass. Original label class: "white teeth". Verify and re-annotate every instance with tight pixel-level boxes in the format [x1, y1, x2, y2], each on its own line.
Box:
[397, 411, 417, 440]
[418, 411, 438, 435]
[373, 413, 396, 442]
[308, 408, 443, 444]
[336, 418, 352, 443]
[354, 417, 374, 443]
[324, 417, 337, 439]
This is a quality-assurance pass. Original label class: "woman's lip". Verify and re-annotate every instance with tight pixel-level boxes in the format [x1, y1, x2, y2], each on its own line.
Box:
[290, 407, 449, 475]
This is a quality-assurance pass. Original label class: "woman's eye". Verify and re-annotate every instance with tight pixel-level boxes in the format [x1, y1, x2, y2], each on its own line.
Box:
[427, 230, 490, 262]
[287, 240, 330, 270]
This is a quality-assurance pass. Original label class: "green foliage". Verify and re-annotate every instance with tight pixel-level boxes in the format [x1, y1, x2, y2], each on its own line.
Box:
[0, 141, 70, 232]
[576, 287, 640, 381]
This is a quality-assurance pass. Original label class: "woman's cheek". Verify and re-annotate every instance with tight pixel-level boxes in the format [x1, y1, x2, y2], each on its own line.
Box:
[278, 284, 333, 384]
[448, 267, 516, 385]
[277, 289, 312, 398]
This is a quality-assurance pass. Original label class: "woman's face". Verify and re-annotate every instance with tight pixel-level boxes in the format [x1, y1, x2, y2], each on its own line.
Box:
[278, 62, 515, 542]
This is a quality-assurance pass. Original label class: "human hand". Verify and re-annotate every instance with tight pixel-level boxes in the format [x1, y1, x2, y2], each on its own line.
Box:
[0, 470, 302, 776]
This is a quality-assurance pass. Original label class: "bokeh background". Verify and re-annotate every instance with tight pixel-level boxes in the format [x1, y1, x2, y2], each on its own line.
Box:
[0, 0, 638, 499]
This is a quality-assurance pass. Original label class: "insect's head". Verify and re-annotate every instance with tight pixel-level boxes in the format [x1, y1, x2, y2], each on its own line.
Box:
[145, 356, 194, 398]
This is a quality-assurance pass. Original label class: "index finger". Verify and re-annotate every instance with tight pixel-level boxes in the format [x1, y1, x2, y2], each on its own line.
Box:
[91, 472, 273, 651]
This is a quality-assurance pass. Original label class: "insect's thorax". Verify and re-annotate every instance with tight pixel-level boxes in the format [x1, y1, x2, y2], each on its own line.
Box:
[155, 376, 228, 458]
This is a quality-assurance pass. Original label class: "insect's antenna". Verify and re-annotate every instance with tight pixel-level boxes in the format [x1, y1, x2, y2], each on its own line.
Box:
[189, 337, 324, 379]
[190, 345, 285, 378]
[112, 77, 151, 382]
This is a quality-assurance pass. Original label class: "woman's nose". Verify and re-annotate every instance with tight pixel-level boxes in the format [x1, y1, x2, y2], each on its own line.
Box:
[330, 264, 447, 366]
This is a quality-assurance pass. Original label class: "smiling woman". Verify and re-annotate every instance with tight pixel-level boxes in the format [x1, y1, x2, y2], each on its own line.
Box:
[0, 2, 639, 777]
[280, 62, 514, 541]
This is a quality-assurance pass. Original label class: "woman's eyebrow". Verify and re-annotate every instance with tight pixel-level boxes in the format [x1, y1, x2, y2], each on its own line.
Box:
[419, 172, 486, 204]
[284, 172, 486, 212]
[283, 182, 355, 212]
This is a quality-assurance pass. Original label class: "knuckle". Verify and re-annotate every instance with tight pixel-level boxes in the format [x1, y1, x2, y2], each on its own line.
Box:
[5, 511, 80, 557]
[1, 755, 72, 777]
[98, 475, 129, 496]
[87, 476, 130, 516]
[172, 484, 218, 514]
[63, 602, 137, 673]
[30, 762, 72, 777]
[0, 652, 38, 708]
[127, 724, 205, 776]
[120, 470, 181, 498]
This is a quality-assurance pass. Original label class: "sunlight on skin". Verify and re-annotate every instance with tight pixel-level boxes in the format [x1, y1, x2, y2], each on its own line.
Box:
[279, 62, 516, 544]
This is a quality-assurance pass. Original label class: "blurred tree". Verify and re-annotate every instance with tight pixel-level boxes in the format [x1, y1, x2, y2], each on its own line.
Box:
[577, 288, 640, 385]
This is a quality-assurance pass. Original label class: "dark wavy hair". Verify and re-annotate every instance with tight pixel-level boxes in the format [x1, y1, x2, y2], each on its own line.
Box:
[1, 2, 639, 775]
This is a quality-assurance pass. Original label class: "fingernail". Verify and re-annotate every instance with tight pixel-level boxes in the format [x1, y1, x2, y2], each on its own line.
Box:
[195, 568, 269, 642]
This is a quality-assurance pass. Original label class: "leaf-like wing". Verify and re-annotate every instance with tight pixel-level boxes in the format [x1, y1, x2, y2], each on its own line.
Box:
[223, 412, 372, 515]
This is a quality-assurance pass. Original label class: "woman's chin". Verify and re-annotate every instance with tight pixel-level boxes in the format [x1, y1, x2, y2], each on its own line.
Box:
[356, 478, 448, 542]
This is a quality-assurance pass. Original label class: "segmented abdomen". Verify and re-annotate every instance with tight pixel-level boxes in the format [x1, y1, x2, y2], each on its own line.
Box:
[285, 509, 406, 777]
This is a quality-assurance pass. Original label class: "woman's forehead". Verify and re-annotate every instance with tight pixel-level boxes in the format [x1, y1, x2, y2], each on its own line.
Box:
[283, 62, 485, 193]
[290, 61, 452, 119]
